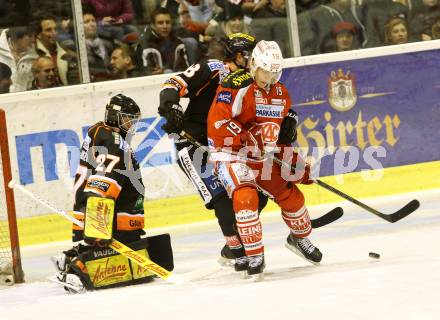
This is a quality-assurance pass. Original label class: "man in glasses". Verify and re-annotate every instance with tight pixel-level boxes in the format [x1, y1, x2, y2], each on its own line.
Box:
[52, 94, 173, 293]
[30, 56, 61, 90]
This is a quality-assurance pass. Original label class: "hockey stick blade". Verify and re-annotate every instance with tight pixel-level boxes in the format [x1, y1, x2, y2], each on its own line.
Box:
[378, 199, 420, 223]
[311, 207, 343, 228]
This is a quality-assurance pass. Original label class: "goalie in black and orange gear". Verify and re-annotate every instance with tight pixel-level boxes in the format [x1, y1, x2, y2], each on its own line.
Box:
[52, 94, 173, 293]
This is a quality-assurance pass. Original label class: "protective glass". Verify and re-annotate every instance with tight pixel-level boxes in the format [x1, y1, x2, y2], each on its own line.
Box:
[118, 112, 141, 133]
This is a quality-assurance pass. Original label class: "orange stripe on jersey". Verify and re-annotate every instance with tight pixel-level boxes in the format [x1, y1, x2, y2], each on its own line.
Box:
[84, 175, 121, 199]
[195, 71, 218, 96]
[73, 211, 84, 230]
[171, 75, 189, 96]
[116, 212, 144, 231]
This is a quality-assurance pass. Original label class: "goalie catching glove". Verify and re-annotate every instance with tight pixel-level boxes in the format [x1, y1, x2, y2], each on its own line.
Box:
[84, 196, 115, 247]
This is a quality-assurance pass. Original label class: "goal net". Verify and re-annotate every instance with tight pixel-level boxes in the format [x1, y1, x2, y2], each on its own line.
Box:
[0, 108, 24, 285]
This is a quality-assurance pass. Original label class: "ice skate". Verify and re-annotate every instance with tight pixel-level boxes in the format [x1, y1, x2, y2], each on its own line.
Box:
[285, 233, 322, 265]
[218, 244, 235, 267]
[247, 254, 265, 281]
[49, 272, 86, 294]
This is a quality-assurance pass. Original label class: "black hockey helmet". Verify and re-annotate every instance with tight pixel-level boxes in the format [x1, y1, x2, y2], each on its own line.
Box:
[105, 94, 141, 132]
[224, 33, 257, 62]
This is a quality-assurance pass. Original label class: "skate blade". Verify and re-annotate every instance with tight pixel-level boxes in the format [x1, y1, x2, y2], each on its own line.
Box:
[47, 276, 86, 294]
[217, 256, 234, 267]
[285, 243, 320, 266]
[249, 273, 264, 282]
[240, 270, 250, 279]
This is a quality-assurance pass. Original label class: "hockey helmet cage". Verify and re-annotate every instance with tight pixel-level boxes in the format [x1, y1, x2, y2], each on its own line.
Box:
[224, 33, 257, 61]
[250, 40, 283, 85]
[105, 94, 141, 132]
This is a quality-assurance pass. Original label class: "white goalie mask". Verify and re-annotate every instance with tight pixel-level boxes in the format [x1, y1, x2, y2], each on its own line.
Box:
[249, 40, 283, 91]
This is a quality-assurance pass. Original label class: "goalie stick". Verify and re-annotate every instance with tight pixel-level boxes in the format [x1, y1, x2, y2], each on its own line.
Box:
[8, 180, 181, 283]
[179, 131, 343, 228]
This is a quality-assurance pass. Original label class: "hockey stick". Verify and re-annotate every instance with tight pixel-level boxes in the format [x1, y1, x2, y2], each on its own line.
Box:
[179, 131, 343, 228]
[8, 180, 180, 283]
[247, 146, 419, 223]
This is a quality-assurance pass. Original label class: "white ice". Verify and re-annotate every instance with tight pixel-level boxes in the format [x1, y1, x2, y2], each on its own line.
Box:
[1, 189, 439, 320]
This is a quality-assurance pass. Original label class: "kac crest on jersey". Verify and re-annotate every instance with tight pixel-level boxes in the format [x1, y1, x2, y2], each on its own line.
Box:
[328, 68, 357, 112]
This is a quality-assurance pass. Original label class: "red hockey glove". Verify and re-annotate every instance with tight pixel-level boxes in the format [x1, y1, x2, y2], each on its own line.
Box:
[240, 126, 265, 157]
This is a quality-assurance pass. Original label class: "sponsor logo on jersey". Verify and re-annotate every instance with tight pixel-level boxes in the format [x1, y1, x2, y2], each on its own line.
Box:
[214, 118, 230, 129]
[93, 248, 117, 258]
[207, 61, 224, 71]
[259, 122, 280, 143]
[217, 91, 232, 104]
[256, 104, 284, 118]
[113, 132, 120, 144]
[256, 97, 267, 104]
[271, 98, 285, 105]
[232, 73, 252, 86]
[87, 179, 110, 192]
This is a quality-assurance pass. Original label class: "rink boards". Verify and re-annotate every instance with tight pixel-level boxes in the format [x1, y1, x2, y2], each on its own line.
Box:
[1, 40, 440, 245]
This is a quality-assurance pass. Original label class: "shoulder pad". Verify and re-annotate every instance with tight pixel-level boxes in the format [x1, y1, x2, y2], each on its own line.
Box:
[222, 69, 253, 89]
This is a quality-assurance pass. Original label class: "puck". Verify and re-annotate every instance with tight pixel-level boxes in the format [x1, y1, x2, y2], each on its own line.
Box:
[369, 252, 380, 259]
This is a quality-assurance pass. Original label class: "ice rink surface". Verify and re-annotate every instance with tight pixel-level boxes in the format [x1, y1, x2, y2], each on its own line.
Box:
[1, 189, 439, 320]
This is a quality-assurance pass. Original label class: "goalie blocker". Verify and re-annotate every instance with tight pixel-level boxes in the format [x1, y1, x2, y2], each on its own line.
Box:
[56, 234, 174, 292]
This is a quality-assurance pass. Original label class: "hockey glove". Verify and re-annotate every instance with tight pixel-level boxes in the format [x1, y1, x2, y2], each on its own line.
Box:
[278, 109, 298, 145]
[161, 103, 184, 134]
[240, 126, 265, 157]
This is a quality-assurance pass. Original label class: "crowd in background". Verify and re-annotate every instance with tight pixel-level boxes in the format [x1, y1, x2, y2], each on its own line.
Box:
[0, 0, 439, 94]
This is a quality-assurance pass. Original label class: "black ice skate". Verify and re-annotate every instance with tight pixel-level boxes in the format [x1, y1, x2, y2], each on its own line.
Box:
[218, 244, 235, 266]
[247, 254, 265, 281]
[285, 233, 322, 265]
[234, 256, 248, 272]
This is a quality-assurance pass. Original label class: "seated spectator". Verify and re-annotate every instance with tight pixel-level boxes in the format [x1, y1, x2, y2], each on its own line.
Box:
[204, 5, 250, 59]
[364, 0, 411, 47]
[0, 62, 12, 94]
[250, 0, 291, 57]
[30, 56, 62, 89]
[81, 0, 139, 41]
[298, 0, 366, 55]
[136, 7, 189, 75]
[33, 12, 77, 85]
[83, 5, 115, 81]
[327, 21, 358, 52]
[424, 15, 440, 40]
[110, 45, 146, 78]
[410, 0, 440, 40]
[385, 17, 410, 45]
[186, 0, 215, 23]
[0, 26, 38, 92]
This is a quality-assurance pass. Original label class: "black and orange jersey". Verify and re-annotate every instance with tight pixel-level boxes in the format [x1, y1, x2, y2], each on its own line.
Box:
[161, 59, 230, 143]
[72, 122, 145, 241]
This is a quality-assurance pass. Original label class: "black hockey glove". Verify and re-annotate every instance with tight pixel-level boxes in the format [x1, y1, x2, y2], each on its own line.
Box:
[161, 103, 184, 134]
[278, 109, 298, 145]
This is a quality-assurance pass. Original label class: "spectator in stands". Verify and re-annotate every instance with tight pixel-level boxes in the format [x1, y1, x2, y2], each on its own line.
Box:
[81, 0, 139, 41]
[295, 0, 328, 14]
[410, 0, 440, 40]
[364, 0, 411, 47]
[0, 63, 12, 94]
[83, 5, 115, 82]
[385, 17, 410, 44]
[33, 12, 75, 85]
[136, 7, 189, 75]
[298, 0, 367, 55]
[250, 0, 291, 57]
[0, 26, 38, 92]
[423, 15, 440, 40]
[30, 56, 62, 89]
[204, 4, 250, 59]
[330, 21, 358, 52]
[185, 0, 214, 24]
[110, 45, 146, 78]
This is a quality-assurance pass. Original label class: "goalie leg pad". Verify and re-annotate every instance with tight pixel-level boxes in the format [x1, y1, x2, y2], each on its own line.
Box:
[68, 235, 173, 290]
[84, 196, 115, 246]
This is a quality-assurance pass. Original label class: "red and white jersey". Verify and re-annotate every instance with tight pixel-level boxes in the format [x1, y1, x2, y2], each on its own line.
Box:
[207, 69, 292, 161]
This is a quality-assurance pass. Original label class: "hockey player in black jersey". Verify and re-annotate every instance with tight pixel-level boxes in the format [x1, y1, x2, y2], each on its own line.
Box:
[158, 33, 268, 272]
[52, 94, 173, 293]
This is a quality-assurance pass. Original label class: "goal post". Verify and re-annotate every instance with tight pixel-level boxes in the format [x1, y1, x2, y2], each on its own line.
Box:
[0, 108, 24, 284]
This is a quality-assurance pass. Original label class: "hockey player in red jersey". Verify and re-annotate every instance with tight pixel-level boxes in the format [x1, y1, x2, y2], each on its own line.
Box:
[207, 40, 322, 277]
[158, 33, 269, 269]
[52, 94, 173, 293]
